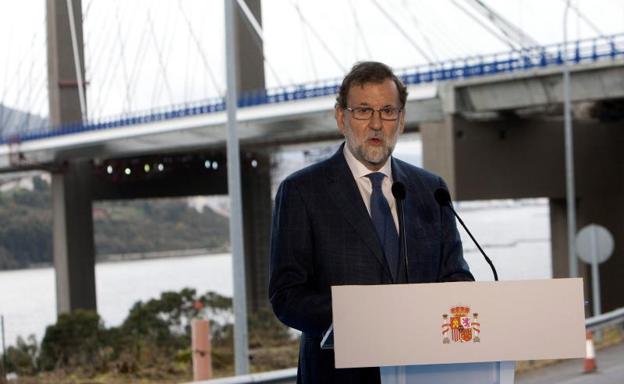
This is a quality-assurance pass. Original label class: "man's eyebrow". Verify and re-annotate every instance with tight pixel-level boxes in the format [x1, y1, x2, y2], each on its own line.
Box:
[353, 103, 397, 108]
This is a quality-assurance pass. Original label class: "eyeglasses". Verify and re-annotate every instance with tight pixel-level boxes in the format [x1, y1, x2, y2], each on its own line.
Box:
[344, 106, 403, 121]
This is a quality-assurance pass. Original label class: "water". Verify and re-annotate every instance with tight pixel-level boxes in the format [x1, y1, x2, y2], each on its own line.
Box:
[0, 201, 552, 348]
[0, 254, 232, 347]
[457, 200, 551, 281]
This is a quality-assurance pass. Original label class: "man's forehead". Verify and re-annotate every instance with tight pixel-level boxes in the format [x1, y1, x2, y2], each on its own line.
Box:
[346, 79, 400, 103]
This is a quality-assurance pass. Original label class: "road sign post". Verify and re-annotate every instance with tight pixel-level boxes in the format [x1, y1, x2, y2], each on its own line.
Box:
[576, 224, 614, 316]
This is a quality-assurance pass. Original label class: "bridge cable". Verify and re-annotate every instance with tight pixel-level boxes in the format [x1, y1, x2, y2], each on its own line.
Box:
[153, 1, 180, 107]
[183, 17, 193, 103]
[83, 1, 126, 120]
[400, 0, 440, 63]
[0, 15, 12, 129]
[290, 0, 347, 73]
[146, 9, 175, 107]
[424, 2, 477, 58]
[82, 0, 96, 21]
[460, 0, 539, 49]
[296, 0, 318, 82]
[19, 59, 34, 131]
[0, 18, 46, 130]
[235, 0, 285, 88]
[66, 0, 88, 121]
[347, 0, 373, 58]
[369, 0, 434, 64]
[177, 0, 224, 96]
[125, 12, 153, 115]
[560, 0, 607, 41]
[450, 0, 520, 50]
[17, 42, 49, 131]
[114, 5, 133, 114]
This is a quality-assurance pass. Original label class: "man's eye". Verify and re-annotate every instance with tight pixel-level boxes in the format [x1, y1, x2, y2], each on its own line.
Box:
[357, 107, 373, 113]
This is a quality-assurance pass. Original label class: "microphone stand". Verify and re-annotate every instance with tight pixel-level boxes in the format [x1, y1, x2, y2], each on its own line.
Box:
[396, 198, 409, 283]
[392, 182, 410, 283]
[446, 204, 499, 282]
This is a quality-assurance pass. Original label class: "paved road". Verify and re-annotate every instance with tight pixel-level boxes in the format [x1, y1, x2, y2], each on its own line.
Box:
[517, 342, 624, 384]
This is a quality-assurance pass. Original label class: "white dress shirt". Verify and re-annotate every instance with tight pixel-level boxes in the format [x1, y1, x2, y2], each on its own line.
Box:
[343, 145, 399, 232]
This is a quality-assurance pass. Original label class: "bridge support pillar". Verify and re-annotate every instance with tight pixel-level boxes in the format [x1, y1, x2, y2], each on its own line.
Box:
[47, 0, 95, 315]
[234, 0, 265, 93]
[422, 114, 624, 313]
[241, 151, 272, 312]
[52, 161, 97, 313]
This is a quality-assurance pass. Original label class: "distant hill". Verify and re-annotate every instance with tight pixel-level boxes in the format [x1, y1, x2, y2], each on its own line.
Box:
[0, 176, 230, 270]
[0, 104, 49, 139]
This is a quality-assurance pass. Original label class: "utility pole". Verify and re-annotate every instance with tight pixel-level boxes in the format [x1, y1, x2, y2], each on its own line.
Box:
[1, 315, 6, 383]
[224, 0, 250, 375]
[563, 0, 578, 278]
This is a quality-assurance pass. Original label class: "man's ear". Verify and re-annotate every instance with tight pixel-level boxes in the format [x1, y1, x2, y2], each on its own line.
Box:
[398, 109, 406, 134]
[335, 105, 346, 135]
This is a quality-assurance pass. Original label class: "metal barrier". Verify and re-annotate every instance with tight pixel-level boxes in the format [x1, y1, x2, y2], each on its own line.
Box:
[190, 367, 297, 384]
[585, 306, 624, 331]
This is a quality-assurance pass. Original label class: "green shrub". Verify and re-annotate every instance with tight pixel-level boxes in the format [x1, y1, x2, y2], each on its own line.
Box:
[4, 288, 297, 380]
[3, 335, 39, 375]
[38, 309, 108, 371]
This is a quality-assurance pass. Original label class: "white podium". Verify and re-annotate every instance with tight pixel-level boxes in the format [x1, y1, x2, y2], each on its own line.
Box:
[327, 279, 586, 384]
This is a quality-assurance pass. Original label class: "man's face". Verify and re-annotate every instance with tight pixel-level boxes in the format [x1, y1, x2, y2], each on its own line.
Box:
[335, 79, 405, 171]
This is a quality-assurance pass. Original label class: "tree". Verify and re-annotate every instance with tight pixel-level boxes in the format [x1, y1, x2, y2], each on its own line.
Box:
[39, 310, 108, 371]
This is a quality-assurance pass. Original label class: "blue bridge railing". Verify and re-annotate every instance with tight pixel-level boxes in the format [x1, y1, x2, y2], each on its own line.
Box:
[3, 33, 624, 145]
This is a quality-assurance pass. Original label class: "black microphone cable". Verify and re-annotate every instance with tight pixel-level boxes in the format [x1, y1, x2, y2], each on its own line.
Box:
[434, 188, 499, 281]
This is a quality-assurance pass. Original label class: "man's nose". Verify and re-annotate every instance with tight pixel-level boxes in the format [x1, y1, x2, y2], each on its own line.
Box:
[368, 111, 383, 130]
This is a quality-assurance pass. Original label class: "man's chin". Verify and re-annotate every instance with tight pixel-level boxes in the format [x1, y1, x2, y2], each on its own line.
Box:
[362, 153, 388, 168]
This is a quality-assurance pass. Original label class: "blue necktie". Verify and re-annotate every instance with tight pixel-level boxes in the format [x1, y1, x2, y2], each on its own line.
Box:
[367, 172, 399, 280]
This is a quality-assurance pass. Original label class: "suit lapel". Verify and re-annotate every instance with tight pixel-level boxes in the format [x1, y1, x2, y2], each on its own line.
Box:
[324, 147, 393, 280]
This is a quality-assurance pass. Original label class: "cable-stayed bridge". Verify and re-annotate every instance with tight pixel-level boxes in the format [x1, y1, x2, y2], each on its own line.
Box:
[2, 34, 624, 170]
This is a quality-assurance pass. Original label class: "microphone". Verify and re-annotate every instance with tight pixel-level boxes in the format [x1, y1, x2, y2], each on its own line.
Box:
[392, 182, 410, 283]
[434, 188, 499, 281]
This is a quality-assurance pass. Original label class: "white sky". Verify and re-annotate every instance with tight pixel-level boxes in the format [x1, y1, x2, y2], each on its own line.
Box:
[1, 0, 623, 121]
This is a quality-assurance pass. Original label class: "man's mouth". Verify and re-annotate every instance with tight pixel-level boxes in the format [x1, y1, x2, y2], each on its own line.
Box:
[367, 137, 383, 145]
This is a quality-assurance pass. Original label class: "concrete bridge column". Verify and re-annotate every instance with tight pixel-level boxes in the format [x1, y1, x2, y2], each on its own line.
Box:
[47, 0, 97, 314]
[235, 0, 265, 93]
[421, 113, 624, 313]
[52, 161, 97, 313]
[234, 0, 268, 312]
[241, 151, 272, 312]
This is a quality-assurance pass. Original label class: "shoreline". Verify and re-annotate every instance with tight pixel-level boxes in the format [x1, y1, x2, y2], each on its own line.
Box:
[0, 248, 231, 272]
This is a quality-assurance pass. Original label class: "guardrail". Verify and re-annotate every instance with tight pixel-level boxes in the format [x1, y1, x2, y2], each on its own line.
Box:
[189, 368, 297, 384]
[193, 306, 624, 384]
[586, 306, 624, 331]
[3, 33, 624, 146]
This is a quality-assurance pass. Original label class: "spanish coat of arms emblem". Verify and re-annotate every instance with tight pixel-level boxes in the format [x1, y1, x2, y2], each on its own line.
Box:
[442, 306, 480, 344]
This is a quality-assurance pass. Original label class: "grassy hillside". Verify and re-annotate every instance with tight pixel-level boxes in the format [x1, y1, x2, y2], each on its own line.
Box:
[0, 176, 229, 269]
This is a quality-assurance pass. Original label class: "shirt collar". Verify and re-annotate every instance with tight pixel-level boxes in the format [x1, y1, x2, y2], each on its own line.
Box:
[343, 143, 393, 181]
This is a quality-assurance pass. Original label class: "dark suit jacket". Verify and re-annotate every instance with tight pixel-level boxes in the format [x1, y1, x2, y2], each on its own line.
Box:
[269, 145, 473, 384]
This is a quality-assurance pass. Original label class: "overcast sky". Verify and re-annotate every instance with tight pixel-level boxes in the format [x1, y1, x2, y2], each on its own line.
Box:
[1, 0, 623, 121]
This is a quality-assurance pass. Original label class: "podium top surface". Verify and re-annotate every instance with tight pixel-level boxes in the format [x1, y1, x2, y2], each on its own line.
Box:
[331, 278, 586, 369]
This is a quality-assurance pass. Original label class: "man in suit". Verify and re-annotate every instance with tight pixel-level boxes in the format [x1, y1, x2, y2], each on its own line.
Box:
[269, 61, 473, 383]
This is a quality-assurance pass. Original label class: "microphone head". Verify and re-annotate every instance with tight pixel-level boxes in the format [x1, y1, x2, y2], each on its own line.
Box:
[391, 182, 406, 201]
[434, 188, 452, 206]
